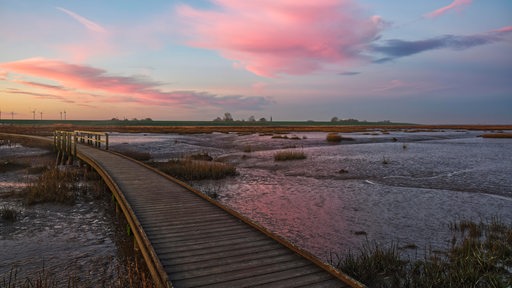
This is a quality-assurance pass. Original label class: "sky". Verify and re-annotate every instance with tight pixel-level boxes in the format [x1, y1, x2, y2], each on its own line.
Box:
[0, 0, 511, 124]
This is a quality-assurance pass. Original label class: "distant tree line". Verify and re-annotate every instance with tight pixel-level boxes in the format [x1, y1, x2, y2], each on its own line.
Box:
[110, 117, 153, 122]
[330, 117, 391, 124]
[213, 112, 269, 122]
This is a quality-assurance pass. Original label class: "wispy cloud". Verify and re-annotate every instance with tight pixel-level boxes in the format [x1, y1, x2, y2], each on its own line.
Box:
[0, 58, 271, 110]
[373, 79, 411, 92]
[338, 71, 360, 76]
[56, 7, 107, 33]
[424, 0, 472, 19]
[175, 0, 382, 77]
[372, 27, 512, 62]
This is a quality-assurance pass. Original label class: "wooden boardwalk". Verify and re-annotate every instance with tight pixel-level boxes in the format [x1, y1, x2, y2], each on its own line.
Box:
[4, 132, 360, 288]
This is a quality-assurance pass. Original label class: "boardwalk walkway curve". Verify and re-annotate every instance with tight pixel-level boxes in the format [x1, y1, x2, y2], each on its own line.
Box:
[4, 132, 364, 288]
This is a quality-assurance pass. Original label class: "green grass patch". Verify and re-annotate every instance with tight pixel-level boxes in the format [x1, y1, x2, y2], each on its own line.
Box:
[274, 150, 307, 161]
[333, 217, 512, 287]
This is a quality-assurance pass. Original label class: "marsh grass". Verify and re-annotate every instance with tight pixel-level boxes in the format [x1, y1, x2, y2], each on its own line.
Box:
[481, 133, 512, 138]
[274, 150, 307, 161]
[2, 260, 154, 288]
[2, 265, 59, 288]
[1, 206, 18, 222]
[0, 136, 53, 150]
[23, 168, 79, 205]
[334, 218, 512, 288]
[326, 133, 354, 143]
[186, 152, 213, 161]
[151, 159, 237, 181]
[242, 145, 253, 153]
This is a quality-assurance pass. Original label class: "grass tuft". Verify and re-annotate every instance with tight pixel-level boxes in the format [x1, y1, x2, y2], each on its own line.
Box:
[274, 150, 307, 161]
[23, 168, 78, 205]
[0, 206, 18, 222]
[186, 152, 213, 161]
[326, 133, 354, 143]
[242, 145, 253, 153]
[151, 159, 237, 181]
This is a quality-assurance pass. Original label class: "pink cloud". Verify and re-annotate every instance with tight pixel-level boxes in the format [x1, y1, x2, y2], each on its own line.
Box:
[175, 0, 382, 77]
[0, 58, 271, 110]
[425, 0, 472, 19]
[494, 26, 512, 33]
[56, 7, 107, 34]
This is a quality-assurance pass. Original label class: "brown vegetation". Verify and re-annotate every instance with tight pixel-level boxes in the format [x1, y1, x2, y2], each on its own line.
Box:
[481, 133, 512, 138]
[23, 168, 79, 205]
[1, 206, 18, 222]
[150, 158, 237, 181]
[333, 217, 512, 288]
[274, 150, 307, 161]
[326, 133, 355, 143]
[2, 124, 512, 136]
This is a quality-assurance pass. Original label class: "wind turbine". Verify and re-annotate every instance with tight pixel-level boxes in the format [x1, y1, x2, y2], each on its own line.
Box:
[32, 109, 36, 120]
[40, 111, 43, 121]
[64, 110, 67, 121]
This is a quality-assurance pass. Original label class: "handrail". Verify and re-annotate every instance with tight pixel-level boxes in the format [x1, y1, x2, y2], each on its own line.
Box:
[54, 130, 109, 164]
[74, 130, 109, 150]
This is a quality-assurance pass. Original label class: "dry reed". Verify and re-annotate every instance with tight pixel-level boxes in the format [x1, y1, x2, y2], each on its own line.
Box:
[274, 150, 307, 161]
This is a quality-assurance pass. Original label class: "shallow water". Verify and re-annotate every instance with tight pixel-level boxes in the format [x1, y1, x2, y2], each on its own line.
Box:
[110, 130, 512, 261]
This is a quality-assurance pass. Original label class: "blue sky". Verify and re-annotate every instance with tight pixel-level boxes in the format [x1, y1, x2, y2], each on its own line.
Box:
[0, 0, 511, 123]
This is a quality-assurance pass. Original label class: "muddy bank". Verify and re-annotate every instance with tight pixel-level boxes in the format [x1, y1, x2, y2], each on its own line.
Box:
[0, 139, 152, 287]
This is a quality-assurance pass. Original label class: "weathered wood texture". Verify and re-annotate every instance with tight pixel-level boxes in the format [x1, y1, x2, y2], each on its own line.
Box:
[77, 144, 355, 288]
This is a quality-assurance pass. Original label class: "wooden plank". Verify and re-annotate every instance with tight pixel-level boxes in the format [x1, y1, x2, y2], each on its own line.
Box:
[170, 253, 309, 281]
[160, 244, 283, 265]
[157, 238, 275, 259]
[252, 271, 341, 288]
[151, 232, 266, 252]
[166, 249, 293, 274]
[171, 263, 318, 288]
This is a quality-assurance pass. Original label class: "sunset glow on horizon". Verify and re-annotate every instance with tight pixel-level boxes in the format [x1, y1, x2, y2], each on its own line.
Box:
[1, 1, 511, 123]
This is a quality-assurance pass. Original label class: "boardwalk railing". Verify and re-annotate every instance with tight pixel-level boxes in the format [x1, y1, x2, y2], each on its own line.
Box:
[54, 130, 108, 164]
[75, 130, 109, 150]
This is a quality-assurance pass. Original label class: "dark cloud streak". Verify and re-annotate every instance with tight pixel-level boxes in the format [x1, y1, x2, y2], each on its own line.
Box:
[372, 28, 512, 61]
